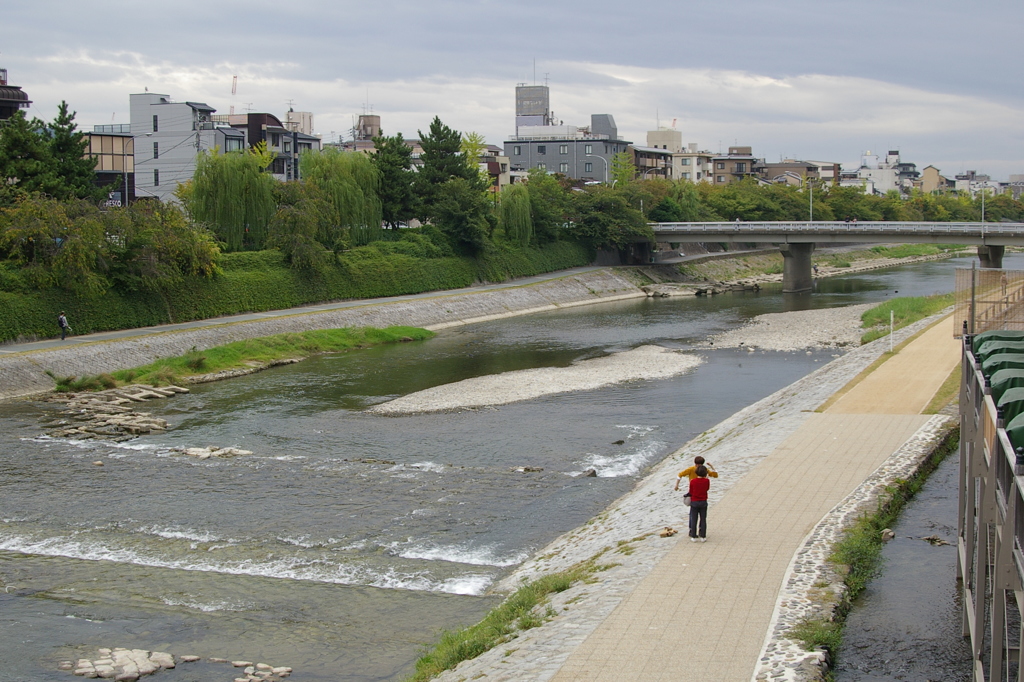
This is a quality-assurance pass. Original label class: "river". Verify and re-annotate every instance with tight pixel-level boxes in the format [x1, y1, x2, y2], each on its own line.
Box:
[0, 254, 1008, 681]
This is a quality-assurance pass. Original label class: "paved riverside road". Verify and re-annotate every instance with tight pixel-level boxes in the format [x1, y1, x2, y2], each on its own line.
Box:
[0, 266, 606, 356]
[549, 317, 960, 682]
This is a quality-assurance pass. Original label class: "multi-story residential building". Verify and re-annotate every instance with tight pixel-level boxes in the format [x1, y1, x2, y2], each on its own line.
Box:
[481, 144, 511, 192]
[217, 112, 321, 181]
[710, 146, 762, 185]
[644, 129, 715, 182]
[759, 160, 821, 185]
[504, 84, 630, 182]
[920, 165, 953, 193]
[633, 145, 672, 179]
[955, 170, 1003, 197]
[85, 124, 134, 205]
[0, 68, 31, 121]
[852, 150, 919, 195]
[130, 93, 247, 202]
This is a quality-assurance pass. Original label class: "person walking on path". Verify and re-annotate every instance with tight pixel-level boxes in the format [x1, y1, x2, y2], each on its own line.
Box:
[57, 312, 71, 341]
[674, 455, 717, 490]
[687, 465, 711, 542]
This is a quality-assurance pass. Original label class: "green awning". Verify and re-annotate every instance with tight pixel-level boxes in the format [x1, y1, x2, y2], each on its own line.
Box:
[998, 387, 1024, 425]
[990, 369, 1024, 402]
[973, 330, 1024, 355]
[976, 340, 1024, 362]
[1005, 411, 1024, 455]
[982, 352, 1024, 378]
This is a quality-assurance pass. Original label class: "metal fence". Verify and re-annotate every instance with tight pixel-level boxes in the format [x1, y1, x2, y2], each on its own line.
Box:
[955, 267, 1024, 337]
[959, 340, 1024, 681]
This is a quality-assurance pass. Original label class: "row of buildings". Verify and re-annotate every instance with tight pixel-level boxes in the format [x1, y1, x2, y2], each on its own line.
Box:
[1, 68, 1021, 206]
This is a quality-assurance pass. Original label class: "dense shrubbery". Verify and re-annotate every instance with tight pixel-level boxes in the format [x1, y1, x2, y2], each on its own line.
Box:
[0, 238, 590, 343]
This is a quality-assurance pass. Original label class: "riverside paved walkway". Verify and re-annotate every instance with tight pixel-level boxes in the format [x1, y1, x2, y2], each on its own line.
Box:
[547, 317, 960, 682]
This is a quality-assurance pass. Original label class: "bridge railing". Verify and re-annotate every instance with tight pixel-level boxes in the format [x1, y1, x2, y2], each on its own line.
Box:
[960, 340, 1024, 681]
[651, 221, 1024, 237]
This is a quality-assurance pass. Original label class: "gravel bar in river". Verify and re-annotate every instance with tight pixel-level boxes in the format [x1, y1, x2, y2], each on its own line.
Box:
[708, 303, 872, 351]
[368, 345, 702, 415]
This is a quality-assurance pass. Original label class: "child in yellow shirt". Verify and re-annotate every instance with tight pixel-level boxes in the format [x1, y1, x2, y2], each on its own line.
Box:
[673, 455, 718, 491]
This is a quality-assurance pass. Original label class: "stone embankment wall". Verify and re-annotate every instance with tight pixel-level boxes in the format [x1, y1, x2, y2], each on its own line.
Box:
[0, 270, 644, 401]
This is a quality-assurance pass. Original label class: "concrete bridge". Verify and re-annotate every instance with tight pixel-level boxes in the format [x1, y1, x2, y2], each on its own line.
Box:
[650, 221, 1024, 292]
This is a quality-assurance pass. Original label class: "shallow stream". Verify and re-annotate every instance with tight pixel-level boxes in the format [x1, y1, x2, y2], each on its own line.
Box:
[0, 254, 1006, 681]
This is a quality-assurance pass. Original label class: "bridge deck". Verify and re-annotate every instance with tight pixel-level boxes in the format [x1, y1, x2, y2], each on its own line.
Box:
[651, 221, 1024, 245]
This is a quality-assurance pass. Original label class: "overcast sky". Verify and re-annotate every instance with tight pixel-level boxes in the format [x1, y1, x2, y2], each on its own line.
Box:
[4, 0, 1022, 179]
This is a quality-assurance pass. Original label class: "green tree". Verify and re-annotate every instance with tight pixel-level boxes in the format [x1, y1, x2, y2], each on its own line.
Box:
[431, 177, 493, 254]
[300, 148, 383, 247]
[371, 131, 415, 229]
[648, 197, 684, 222]
[567, 186, 651, 249]
[46, 101, 100, 201]
[0, 195, 108, 293]
[415, 117, 483, 219]
[668, 180, 703, 221]
[524, 168, 567, 243]
[0, 111, 61, 202]
[498, 183, 532, 246]
[460, 131, 491, 188]
[610, 151, 636, 186]
[189, 146, 277, 251]
[103, 201, 220, 291]
[267, 202, 334, 272]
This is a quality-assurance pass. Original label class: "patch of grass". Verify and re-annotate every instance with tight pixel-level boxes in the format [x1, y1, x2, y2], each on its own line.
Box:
[860, 294, 955, 344]
[869, 243, 968, 259]
[923, 365, 962, 415]
[45, 370, 117, 392]
[406, 550, 617, 682]
[790, 618, 844, 653]
[98, 326, 434, 387]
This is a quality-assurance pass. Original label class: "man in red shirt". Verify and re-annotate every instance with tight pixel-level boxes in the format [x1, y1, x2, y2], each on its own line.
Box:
[687, 465, 711, 542]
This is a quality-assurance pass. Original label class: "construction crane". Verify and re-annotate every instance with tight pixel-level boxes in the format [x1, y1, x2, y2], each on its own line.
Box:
[230, 75, 237, 115]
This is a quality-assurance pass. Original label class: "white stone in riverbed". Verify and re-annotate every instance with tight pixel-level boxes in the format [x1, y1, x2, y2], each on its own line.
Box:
[272, 667, 292, 674]
[180, 655, 200, 662]
[369, 345, 702, 414]
[256, 663, 273, 670]
[233, 660, 254, 667]
[73, 669, 97, 678]
[149, 651, 174, 668]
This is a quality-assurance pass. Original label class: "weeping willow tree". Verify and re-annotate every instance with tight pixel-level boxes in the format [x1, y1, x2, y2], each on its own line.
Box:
[299, 149, 383, 248]
[499, 183, 533, 247]
[189, 144, 277, 252]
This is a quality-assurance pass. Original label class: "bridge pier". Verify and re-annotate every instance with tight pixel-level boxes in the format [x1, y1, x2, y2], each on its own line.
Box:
[780, 243, 815, 293]
[978, 245, 1005, 269]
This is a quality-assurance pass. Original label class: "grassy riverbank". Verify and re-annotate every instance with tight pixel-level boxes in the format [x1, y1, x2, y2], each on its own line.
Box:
[0, 241, 591, 344]
[47, 326, 433, 391]
[859, 293, 956, 343]
[405, 541, 639, 682]
[790, 428, 960, 671]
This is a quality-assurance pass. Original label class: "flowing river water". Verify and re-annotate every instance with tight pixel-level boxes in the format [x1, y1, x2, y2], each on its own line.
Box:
[0, 255, 1008, 681]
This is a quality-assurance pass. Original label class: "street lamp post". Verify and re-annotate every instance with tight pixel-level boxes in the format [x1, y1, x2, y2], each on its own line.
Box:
[586, 154, 608, 184]
[804, 175, 814, 221]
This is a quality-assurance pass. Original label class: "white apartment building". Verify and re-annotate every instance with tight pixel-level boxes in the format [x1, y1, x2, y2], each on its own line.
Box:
[130, 93, 246, 202]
